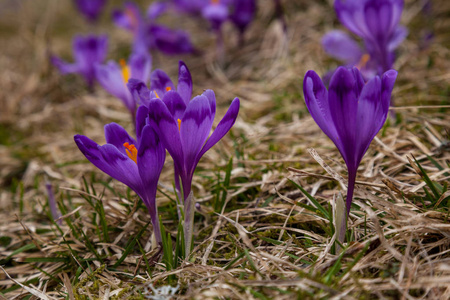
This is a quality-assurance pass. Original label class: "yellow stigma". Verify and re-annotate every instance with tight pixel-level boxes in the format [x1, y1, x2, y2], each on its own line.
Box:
[123, 142, 137, 163]
[177, 118, 181, 131]
[356, 54, 370, 70]
[165, 86, 172, 92]
[119, 59, 130, 83]
[154, 91, 160, 98]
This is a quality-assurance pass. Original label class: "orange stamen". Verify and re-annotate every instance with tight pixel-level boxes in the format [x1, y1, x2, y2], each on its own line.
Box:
[356, 54, 370, 70]
[123, 142, 138, 163]
[165, 86, 172, 92]
[119, 59, 130, 83]
[211, 0, 219, 4]
[154, 91, 160, 98]
[177, 119, 181, 131]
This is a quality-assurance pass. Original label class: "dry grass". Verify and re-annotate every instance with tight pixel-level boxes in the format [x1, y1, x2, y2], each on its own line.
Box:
[0, 0, 449, 299]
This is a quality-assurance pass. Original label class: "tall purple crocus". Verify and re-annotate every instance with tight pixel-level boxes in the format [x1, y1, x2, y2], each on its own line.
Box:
[113, 2, 195, 55]
[303, 66, 397, 242]
[130, 61, 240, 255]
[74, 0, 107, 22]
[74, 106, 166, 245]
[95, 52, 152, 122]
[51, 35, 108, 89]
[322, 0, 407, 79]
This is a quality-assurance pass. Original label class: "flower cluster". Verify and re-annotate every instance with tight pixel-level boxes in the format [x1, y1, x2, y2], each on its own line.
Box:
[75, 61, 240, 254]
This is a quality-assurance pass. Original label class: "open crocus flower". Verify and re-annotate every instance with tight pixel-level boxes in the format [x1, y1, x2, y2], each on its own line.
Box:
[323, 0, 407, 79]
[95, 51, 152, 121]
[148, 89, 240, 256]
[74, 105, 166, 245]
[74, 0, 107, 22]
[51, 35, 108, 89]
[303, 66, 397, 242]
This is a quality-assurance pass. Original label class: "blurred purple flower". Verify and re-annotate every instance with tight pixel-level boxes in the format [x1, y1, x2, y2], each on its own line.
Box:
[95, 51, 152, 120]
[323, 0, 407, 79]
[172, 0, 208, 15]
[113, 2, 195, 55]
[74, 0, 107, 22]
[130, 61, 240, 254]
[229, 0, 256, 36]
[51, 35, 108, 89]
[202, 1, 229, 31]
[303, 66, 397, 241]
[74, 107, 165, 245]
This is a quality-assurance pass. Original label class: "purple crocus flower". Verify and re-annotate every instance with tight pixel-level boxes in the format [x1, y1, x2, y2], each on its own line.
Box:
[130, 61, 240, 255]
[303, 66, 397, 242]
[229, 0, 256, 37]
[323, 0, 407, 79]
[74, 0, 107, 22]
[113, 2, 195, 55]
[202, 1, 229, 31]
[74, 106, 165, 245]
[51, 35, 108, 89]
[95, 51, 152, 121]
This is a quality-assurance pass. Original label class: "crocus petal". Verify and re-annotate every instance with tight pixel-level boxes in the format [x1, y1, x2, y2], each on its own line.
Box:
[98, 144, 144, 195]
[198, 97, 240, 159]
[129, 52, 152, 83]
[74, 135, 144, 197]
[104, 123, 137, 156]
[327, 67, 360, 166]
[150, 69, 175, 98]
[127, 79, 151, 106]
[177, 61, 193, 105]
[381, 69, 398, 112]
[202, 89, 217, 119]
[137, 125, 166, 192]
[147, 99, 184, 172]
[180, 95, 214, 175]
[303, 70, 338, 143]
[322, 30, 363, 65]
[162, 91, 187, 122]
[136, 105, 149, 142]
[96, 62, 135, 112]
[354, 76, 383, 163]
[51, 56, 79, 74]
[388, 25, 408, 51]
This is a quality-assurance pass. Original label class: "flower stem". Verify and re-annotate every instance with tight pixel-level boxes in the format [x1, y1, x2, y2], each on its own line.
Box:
[184, 191, 195, 258]
[339, 168, 357, 243]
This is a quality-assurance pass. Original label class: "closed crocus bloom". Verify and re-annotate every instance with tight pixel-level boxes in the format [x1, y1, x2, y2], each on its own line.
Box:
[74, 106, 165, 245]
[51, 35, 108, 89]
[74, 0, 107, 22]
[95, 52, 152, 121]
[303, 67, 397, 241]
[229, 0, 256, 35]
